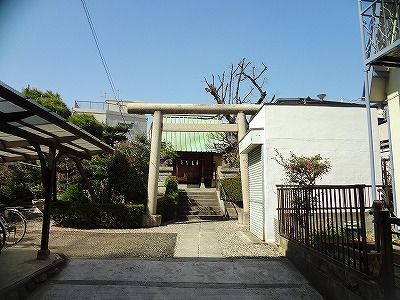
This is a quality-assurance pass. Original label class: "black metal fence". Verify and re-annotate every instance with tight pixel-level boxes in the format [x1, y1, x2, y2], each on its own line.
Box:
[277, 184, 380, 274]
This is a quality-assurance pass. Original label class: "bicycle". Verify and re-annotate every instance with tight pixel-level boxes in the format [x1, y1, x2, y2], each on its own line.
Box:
[0, 206, 27, 252]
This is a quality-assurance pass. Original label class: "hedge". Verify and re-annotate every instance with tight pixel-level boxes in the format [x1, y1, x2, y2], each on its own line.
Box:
[220, 176, 243, 207]
[59, 183, 89, 203]
[157, 176, 179, 222]
[52, 201, 144, 229]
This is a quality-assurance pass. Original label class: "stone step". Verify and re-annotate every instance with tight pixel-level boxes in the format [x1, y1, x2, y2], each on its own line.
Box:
[177, 214, 224, 221]
[180, 196, 218, 201]
[181, 191, 217, 196]
[179, 194, 218, 199]
[179, 196, 219, 201]
[177, 189, 222, 221]
[178, 206, 221, 213]
[178, 205, 222, 211]
[177, 210, 222, 216]
[181, 188, 216, 192]
[178, 200, 219, 206]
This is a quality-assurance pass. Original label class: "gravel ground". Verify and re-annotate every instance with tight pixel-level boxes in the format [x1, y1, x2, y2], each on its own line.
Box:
[215, 220, 283, 258]
[19, 219, 282, 258]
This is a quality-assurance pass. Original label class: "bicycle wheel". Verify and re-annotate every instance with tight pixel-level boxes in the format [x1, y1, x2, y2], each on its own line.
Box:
[3, 209, 27, 245]
[0, 219, 6, 252]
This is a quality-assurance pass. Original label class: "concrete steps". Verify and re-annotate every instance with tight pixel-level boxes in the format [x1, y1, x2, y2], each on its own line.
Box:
[177, 189, 223, 221]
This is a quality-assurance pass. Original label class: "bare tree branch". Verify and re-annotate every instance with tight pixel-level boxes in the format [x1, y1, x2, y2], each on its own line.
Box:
[204, 58, 269, 121]
[243, 87, 255, 103]
[204, 58, 270, 166]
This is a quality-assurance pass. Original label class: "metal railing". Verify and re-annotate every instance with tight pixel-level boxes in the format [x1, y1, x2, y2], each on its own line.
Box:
[359, 0, 400, 63]
[74, 100, 106, 110]
[74, 100, 128, 112]
[277, 185, 377, 274]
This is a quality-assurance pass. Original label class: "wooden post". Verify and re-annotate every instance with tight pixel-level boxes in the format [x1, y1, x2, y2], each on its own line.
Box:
[35, 146, 57, 260]
[374, 208, 395, 300]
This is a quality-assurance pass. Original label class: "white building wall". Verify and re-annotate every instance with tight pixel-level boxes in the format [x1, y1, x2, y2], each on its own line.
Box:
[244, 105, 382, 242]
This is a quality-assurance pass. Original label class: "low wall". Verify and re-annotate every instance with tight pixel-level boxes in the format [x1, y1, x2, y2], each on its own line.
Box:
[279, 237, 383, 300]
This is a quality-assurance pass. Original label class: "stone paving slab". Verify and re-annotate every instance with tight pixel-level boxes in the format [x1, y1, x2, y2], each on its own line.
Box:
[27, 258, 323, 300]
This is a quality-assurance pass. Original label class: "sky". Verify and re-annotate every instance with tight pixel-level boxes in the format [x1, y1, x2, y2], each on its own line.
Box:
[0, 0, 364, 108]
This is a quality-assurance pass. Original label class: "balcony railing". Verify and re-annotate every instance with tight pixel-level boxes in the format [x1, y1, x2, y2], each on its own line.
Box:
[359, 0, 400, 66]
[74, 100, 128, 112]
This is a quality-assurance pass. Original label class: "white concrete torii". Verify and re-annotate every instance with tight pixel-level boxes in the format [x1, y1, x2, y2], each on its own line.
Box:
[127, 103, 262, 226]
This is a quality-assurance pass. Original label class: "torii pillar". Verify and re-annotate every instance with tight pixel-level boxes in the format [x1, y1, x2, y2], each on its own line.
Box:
[237, 112, 250, 225]
[144, 110, 163, 226]
[127, 103, 261, 226]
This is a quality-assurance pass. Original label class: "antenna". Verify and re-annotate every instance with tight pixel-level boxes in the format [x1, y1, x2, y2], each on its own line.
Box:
[317, 93, 326, 101]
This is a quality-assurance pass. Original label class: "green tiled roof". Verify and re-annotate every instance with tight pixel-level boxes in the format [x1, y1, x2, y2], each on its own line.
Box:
[162, 115, 223, 152]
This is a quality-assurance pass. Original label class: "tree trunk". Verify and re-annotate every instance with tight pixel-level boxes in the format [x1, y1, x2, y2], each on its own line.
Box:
[72, 158, 96, 203]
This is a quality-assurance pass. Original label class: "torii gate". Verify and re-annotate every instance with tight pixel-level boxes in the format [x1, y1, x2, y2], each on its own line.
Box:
[127, 103, 262, 226]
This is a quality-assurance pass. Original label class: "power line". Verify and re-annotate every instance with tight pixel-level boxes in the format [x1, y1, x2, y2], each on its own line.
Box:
[79, 1, 159, 170]
[80, 0, 133, 141]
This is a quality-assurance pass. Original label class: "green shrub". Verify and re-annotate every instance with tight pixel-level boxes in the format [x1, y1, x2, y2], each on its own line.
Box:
[157, 176, 179, 221]
[157, 195, 177, 222]
[60, 183, 89, 203]
[220, 176, 243, 207]
[52, 201, 144, 228]
[165, 176, 178, 198]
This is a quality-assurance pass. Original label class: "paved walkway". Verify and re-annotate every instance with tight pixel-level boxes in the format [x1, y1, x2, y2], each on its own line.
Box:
[10, 219, 323, 299]
[28, 258, 323, 299]
[174, 221, 223, 257]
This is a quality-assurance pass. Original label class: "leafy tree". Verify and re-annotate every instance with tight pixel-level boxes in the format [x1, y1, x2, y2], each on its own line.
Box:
[108, 140, 149, 204]
[0, 163, 41, 206]
[68, 113, 105, 140]
[69, 113, 128, 147]
[107, 135, 177, 204]
[83, 154, 112, 203]
[103, 123, 128, 147]
[23, 86, 71, 119]
[274, 151, 331, 244]
[274, 150, 331, 186]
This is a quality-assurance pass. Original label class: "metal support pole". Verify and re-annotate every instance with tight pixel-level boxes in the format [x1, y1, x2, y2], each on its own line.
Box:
[363, 69, 378, 201]
[237, 112, 250, 223]
[147, 110, 163, 216]
[358, 0, 377, 201]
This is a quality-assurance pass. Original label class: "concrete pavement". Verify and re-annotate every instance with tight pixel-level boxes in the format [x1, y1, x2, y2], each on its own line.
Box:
[174, 221, 223, 258]
[28, 258, 323, 300]
[16, 220, 322, 299]
[0, 249, 65, 299]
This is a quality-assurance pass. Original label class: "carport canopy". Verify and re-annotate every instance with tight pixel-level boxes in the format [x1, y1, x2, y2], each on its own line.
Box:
[0, 81, 113, 259]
